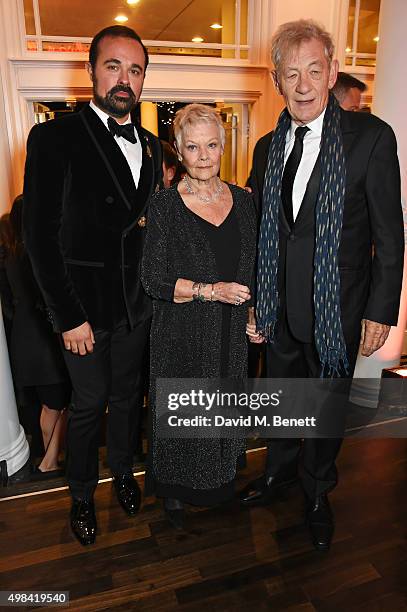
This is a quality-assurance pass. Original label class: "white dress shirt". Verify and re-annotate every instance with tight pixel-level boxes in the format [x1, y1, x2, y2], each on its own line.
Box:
[89, 100, 142, 188]
[284, 108, 326, 221]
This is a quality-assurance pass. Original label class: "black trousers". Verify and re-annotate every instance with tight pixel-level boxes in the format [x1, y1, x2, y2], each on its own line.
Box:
[63, 318, 150, 500]
[265, 313, 359, 499]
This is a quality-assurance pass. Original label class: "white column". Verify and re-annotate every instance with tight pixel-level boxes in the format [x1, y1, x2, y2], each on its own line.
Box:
[351, 0, 407, 406]
[0, 3, 13, 215]
[0, 304, 30, 477]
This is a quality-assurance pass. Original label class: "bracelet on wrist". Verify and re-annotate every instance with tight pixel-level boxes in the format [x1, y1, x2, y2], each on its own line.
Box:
[192, 281, 207, 302]
[198, 282, 207, 302]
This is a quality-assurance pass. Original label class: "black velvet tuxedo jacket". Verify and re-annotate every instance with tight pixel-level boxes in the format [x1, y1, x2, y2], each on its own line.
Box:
[249, 108, 404, 345]
[23, 104, 162, 333]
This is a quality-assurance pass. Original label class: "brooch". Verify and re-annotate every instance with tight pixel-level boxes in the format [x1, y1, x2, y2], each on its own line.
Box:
[138, 216, 147, 227]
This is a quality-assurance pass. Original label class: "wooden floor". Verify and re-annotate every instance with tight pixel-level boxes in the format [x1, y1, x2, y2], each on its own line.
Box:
[1, 439, 407, 611]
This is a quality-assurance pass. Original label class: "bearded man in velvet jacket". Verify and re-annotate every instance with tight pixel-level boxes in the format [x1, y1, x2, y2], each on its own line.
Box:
[23, 26, 162, 546]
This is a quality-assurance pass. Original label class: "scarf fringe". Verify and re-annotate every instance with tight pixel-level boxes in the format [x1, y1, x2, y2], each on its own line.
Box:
[258, 320, 277, 343]
[320, 351, 350, 379]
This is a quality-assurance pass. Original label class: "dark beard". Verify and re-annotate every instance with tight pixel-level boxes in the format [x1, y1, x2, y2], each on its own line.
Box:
[93, 84, 136, 118]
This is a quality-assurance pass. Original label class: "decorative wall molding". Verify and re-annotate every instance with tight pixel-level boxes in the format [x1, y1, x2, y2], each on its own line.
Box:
[9, 57, 267, 125]
[9, 57, 269, 76]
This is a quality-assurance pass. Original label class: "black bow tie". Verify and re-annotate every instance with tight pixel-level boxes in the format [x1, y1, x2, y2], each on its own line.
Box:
[107, 116, 137, 144]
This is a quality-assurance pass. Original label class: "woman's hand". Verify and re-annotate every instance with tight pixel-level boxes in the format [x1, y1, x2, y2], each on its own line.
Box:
[246, 307, 265, 343]
[246, 323, 265, 343]
[213, 282, 251, 306]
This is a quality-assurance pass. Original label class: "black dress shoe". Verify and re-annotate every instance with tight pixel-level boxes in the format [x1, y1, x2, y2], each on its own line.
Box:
[306, 493, 334, 552]
[164, 498, 185, 530]
[113, 473, 141, 516]
[70, 499, 97, 546]
[239, 473, 298, 507]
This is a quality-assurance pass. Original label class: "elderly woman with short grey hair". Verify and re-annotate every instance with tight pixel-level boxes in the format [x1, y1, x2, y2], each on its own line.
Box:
[141, 103, 257, 528]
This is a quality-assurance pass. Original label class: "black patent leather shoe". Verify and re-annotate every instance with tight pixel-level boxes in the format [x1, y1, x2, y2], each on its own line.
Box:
[164, 498, 185, 530]
[239, 473, 298, 507]
[306, 493, 334, 552]
[70, 498, 97, 546]
[113, 473, 141, 516]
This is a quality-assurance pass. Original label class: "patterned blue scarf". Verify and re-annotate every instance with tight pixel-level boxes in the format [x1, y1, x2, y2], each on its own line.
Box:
[256, 94, 348, 376]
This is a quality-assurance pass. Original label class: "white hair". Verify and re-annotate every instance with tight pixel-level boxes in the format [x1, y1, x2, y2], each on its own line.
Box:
[173, 103, 225, 149]
[271, 19, 335, 72]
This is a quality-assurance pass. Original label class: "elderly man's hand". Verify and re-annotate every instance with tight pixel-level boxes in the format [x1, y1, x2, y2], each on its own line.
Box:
[360, 319, 390, 357]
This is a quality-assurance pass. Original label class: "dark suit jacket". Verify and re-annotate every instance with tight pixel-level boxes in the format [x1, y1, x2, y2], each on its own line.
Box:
[249, 108, 404, 344]
[23, 104, 162, 333]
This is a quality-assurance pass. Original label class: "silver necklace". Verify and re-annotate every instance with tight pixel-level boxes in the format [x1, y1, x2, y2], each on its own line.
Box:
[183, 175, 223, 204]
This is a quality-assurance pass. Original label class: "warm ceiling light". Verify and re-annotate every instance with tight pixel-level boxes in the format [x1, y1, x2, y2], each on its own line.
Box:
[115, 14, 129, 23]
[345, 47, 351, 53]
[192, 36, 204, 43]
[373, 36, 380, 42]
[127, 0, 140, 4]
[210, 23, 223, 30]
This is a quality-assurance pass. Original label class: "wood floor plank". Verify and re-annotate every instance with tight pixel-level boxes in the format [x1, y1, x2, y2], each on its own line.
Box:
[0, 439, 406, 610]
[302, 562, 381, 599]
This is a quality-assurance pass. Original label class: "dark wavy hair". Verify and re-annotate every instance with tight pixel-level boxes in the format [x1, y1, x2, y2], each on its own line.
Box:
[0, 195, 24, 257]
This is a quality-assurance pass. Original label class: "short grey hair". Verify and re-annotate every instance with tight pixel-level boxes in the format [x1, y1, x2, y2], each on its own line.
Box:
[271, 19, 335, 72]
[173, 103, 225, 150]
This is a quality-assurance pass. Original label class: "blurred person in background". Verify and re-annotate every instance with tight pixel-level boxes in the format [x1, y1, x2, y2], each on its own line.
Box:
[0, 213, 13, 341]
[0, 196, 70, 478]
[332, 71, 367, 111]
[161, 140, 181, 188]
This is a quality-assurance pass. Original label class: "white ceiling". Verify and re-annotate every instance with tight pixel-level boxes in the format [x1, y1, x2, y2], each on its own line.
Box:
[28, 0, 231, 42]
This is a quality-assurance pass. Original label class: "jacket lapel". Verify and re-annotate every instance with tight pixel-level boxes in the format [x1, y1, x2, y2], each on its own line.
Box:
[81, 105, 137, 210]
[122, 127, 158, 233]
[340, 109, 359, 177]
[292, 153, 321, 229]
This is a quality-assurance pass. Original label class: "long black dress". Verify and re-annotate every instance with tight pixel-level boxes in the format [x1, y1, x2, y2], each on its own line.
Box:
[141, 183, 257, 505]
[2, 251, 70, 406]
[193, 209, 240, 378]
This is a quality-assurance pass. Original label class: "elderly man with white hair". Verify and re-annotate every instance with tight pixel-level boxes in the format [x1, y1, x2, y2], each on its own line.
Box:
[242, 19, 404, 552]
